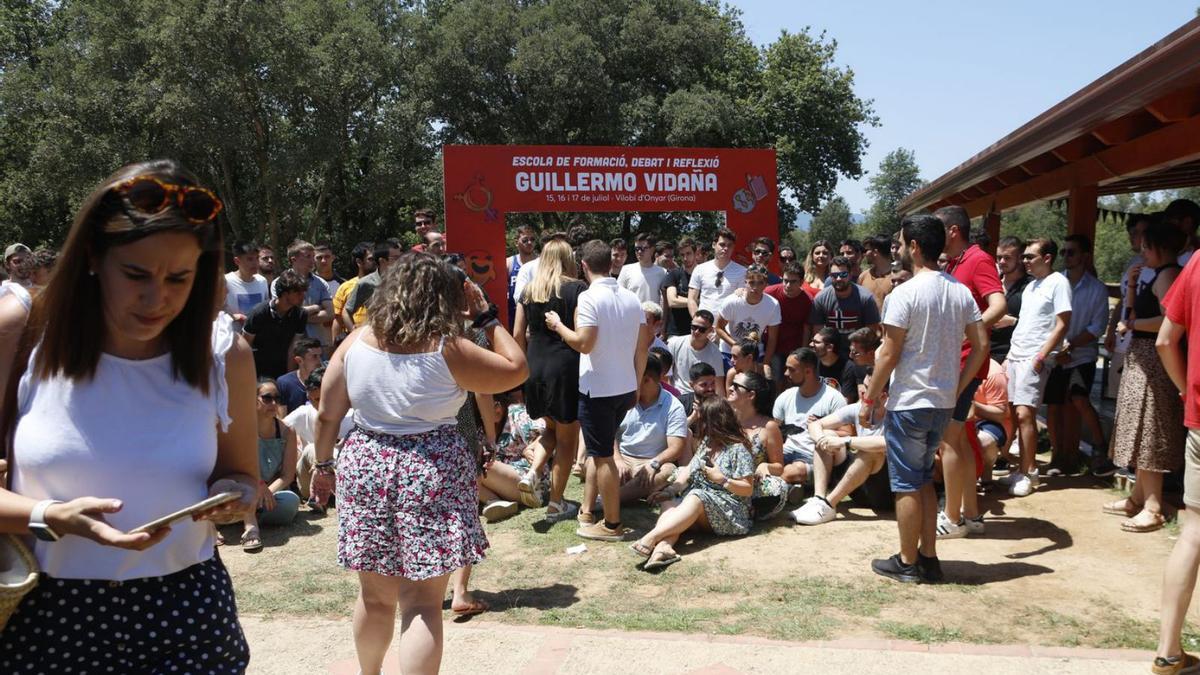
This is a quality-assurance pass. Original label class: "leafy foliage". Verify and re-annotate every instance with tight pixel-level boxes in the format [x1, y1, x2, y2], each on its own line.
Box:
[863, 147, 923, 235]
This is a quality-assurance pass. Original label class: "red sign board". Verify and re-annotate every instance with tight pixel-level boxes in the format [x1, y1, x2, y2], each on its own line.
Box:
[442, 144, 778, 321]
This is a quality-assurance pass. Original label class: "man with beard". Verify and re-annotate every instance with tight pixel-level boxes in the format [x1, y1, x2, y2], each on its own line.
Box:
[258, 244, 278, 288]
[808, 256, 881, 359]
[272, 239, 333, 343]
[3, 243, 33, 288]
[774, 348, 847, 487]
[332, 241, 376, 336]
[991, 236, 1032, 363]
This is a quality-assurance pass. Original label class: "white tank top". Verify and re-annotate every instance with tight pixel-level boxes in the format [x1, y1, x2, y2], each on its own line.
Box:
[11, 314, 235, 580]
[344, 335, 466, 435]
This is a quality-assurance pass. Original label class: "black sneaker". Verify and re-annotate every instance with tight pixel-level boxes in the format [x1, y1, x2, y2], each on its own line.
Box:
[871, 554, 921, 583]
[1091, 457, 1118, 477]
[917, 553, 944, 583]
[994, 456, 1010, 472]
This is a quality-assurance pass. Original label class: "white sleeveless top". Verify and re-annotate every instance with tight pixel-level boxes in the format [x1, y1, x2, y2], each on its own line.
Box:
[11, 313, 235, 580]
[343, 336, 466, 435]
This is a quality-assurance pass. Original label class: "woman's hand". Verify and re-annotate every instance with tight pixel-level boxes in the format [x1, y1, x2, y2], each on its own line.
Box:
[1116, 320, 1130, 336]
[44, 498, 173, 551]
[544, 310, 562, 332]
[311, 470, 335, 506]
[256, 482, 277, 512]
[701, 462, 725, 485]
[464, 280, 489, 318]
[196, 477, 257, 525]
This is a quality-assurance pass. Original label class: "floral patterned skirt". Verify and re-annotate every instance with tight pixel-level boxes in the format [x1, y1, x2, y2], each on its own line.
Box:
[336, 425, 489, 580]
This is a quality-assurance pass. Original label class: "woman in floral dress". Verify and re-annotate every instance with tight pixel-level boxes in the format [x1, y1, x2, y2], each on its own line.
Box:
[631, 397, 755, 570]
[727, 371, 789, 519]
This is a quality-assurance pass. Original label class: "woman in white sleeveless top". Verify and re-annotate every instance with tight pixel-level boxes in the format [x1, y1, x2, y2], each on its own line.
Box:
[312, 253, 527, 675]
[0, 160, 260, 673]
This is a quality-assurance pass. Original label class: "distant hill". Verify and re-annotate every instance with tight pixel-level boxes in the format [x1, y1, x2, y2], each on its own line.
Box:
[792, 211, 866, 231]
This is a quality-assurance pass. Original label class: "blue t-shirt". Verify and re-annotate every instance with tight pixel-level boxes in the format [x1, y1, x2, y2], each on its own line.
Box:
[618, 387, 688, 459]
[275, 370, 309, 415]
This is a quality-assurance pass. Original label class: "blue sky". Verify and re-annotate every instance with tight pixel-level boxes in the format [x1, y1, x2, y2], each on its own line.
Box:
[730, 1, 1198, 214]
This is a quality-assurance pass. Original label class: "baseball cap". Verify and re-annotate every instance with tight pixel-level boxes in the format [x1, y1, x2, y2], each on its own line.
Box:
[4, 243, 31, 261]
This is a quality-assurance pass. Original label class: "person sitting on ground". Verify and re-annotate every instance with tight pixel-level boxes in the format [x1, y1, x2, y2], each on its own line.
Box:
[724, 338, 762, 393]
[666, 308, 726, 398]
[792, 368, 887, 525]
[843, 326, 879, 403]
[727, 370, 789, 520]
[276, 336, 323, 414]
[650, 346, 682, 398]
[283, 367, 354, 511]
[613, 354, 688, 505]
[965, 358, 1011, 497]
[811, 327, 855, 401]
[680, 361, 721, 427]
[774, 348, 847, 486]
[479, 390, 550, 521]
[631, 397, 755, 570]
[240, 378, 301, 551]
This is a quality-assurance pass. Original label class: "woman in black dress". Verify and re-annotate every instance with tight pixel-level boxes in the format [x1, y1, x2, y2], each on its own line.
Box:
[512, 236, 587, 521]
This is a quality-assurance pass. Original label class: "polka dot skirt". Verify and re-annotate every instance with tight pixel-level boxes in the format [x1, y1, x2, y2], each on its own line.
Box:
[0, 554, 250, 674]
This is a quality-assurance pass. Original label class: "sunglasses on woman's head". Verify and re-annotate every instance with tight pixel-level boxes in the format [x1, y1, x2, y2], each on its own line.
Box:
[111, 175, 223, 224]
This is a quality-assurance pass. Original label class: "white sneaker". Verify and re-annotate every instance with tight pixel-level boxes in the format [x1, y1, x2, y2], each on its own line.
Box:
[790, 497, 835, 525]
[936, 511, 967, 539]
[1009, 472, 1039, 497]
[518, 469, 539, 496]
[481, 500, 519, 523]
[964, 515, 986, 535]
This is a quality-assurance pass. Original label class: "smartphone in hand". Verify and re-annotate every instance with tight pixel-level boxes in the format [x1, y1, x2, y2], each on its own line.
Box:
[128, 492, 240, 535]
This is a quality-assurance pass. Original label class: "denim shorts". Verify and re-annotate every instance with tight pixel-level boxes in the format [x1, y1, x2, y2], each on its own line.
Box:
[885, 408, 952, 492]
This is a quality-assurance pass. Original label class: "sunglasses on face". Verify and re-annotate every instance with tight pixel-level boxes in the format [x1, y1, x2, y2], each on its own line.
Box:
[259, 394, 280, 404]
[780, 255, 795, 262]
[829, 271, 850, 280]
[730, 381, 751, 393]
[111, 175, 223, 224]
[1022, 254, 1038, 261]
[634, 246, 649, 252]
[690, 324, 710, 333]
[753, 249, 771, 256]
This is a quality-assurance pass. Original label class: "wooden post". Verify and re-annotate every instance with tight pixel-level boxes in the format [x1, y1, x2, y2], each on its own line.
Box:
[984, 211, 1001, 254]
[1067, 184, 1098, 240]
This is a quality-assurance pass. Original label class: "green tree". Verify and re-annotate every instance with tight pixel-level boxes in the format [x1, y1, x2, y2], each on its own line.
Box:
[863, 148, 923, 235]
[808, 195, 854, 247]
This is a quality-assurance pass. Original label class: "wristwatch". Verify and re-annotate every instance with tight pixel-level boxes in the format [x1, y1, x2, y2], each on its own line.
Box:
[649, 459, 662, 471]
[29, 499, 63, 542]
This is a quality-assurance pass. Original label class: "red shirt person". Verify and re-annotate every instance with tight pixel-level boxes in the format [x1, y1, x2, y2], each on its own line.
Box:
[765, 262, 814, 387]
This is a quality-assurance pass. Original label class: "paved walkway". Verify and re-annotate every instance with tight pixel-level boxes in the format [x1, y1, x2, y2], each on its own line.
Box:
[241, 617, 1149, 674]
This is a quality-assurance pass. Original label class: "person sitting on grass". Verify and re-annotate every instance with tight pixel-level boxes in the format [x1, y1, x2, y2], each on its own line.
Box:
[240, 378, 301, 551]
[774, 348, 847, 486]
[613, 353, 688, 505]
[727, 370, 790, 520]
[282, 366, 354, 512]
[630, 397, 755, 571]
[478, 391, 550, 521]
[724, 338, 762, 393]
[680, 361, 721, 427]
[650, 346, 682, 398]
[791, 368, 888, 525]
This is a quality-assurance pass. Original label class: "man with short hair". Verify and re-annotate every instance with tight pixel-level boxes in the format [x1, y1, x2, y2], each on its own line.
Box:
[507, 225, 539, 326]
[30, 247, 55, 288]
[272, 239, 334, 344]
[991, 236, 1032, 363]
[332, 241, 376, 336]
[774, 348, 847, 486]
[1165, 198, 1199, 265]
[678, 361, 720, 425]
[688, 228, 747, 316]
[862, 214, 986, 583]
[750, 237, 781, 284]
[663, 237, 699, 337]
[808, 256, 881, 358]
[764, 261, 813, 390]
[844, 326, 880, 403]
[666, 309, 726, 398]
[811, 327, 854, 401]
[1002, 238, 1071, 498]
[858, 235, 894, 308]
[614, 354, 688, 504]
[618, 233, 668, 304]
[314, 242, 344, 299]
[793, 368, 888, 525]
[258, 245, 278, 287]
[655, 241, 677, 271]
[778, 245, 798, 267]
[1153, 251, 1200, 674]
[890, 261, 912, 290]
[1042, 234, 1108, 476]
[410, 208, 437, 252]
[609, 238, 628, 278]
[544, 239, 652, 542]
[933, 205, 1007, 539]
[839, 239, 863, 273]
[276, 337, 323, 414]
[224, 242, 269, 329]
[716, 264, 781, 376]
[3, 243, 32, 288]
[423, 231, 446, 256]
[343, 240, 403, 328]
[642, 301, 668, 352]
[243, 269, 311, 379]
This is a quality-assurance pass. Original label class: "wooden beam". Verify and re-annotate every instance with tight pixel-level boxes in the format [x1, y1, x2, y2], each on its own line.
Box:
[1018, 153, 1063, 176]
[1145, 87, 1200, 123]
[996, 167, 1030, 186]
[963, 113, 1200, 215]
[978, 177, 1007, 193]
[1067, 184, 1098, 240]
[1091, 110, 1161, 146]
[1050, 135, 1107, 162]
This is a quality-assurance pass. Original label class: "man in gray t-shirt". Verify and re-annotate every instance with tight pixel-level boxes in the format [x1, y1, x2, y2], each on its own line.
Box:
[861, 215, 986, 585]
[773, 348, 846, 484]
[666, 310, 726, 396]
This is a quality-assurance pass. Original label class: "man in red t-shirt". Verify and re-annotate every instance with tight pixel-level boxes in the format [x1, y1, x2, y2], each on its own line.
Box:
[934, 206, 1007, 539]
[765, 261, 814, 390]
[1154, 254, 1200, 673]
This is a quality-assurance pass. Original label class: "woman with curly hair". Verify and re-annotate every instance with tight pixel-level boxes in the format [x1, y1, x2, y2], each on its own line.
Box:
[630, 396, 755, 570]
[311, 253, 527, 675]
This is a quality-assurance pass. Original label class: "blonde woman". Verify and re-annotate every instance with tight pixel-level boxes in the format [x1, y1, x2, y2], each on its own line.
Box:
[803, 239, 832, 298]
[512, 235, 589, 521]
[311, 253, 527, 675]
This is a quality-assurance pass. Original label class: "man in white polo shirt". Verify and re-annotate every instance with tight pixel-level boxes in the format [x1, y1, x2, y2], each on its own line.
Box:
[545, 239, 652, 542]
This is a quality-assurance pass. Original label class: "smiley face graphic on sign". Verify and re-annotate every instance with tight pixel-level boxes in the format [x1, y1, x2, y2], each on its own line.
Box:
[466, 250, 495, 286]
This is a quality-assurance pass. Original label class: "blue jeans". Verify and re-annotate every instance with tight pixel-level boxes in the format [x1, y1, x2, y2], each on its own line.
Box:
[257, 490, 300, 527]
[885, 408, 952, 492]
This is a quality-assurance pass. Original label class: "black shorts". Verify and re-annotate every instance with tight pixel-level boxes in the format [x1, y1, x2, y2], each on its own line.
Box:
[1044, 363, 1096, 404]
[0, 555, 250, 674]
[578, 391, 635, 458]
[952, 378, 983, 422]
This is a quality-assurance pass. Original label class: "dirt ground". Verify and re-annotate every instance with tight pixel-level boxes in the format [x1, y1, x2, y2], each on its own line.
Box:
[223, 469, 1198, 656]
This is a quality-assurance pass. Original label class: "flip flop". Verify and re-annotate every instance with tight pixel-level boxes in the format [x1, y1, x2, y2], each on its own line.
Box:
[241, 527, 263, 552]
[629, 541, 654, 559]
[643, 550, 681, 571]
[451, 598, 489, 616]
[1121, 511, 1166, 533]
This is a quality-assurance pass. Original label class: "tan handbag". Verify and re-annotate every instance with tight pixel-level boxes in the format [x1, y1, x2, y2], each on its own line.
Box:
[0, 533, 37, 632]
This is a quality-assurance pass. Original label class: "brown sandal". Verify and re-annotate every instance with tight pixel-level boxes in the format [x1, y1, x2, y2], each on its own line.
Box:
[1102, 499, 1140, 517]
[1121, 510, 1166, 533]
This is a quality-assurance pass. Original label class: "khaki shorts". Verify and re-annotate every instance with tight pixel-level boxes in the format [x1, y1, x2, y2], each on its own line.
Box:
[619, 454, 676, 483]
[1185, 429, 1200, 509]
[1006, 357, 1052, 408]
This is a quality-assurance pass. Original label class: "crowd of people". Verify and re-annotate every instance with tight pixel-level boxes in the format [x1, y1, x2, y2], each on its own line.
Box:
[4, 158, 1200, 674]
